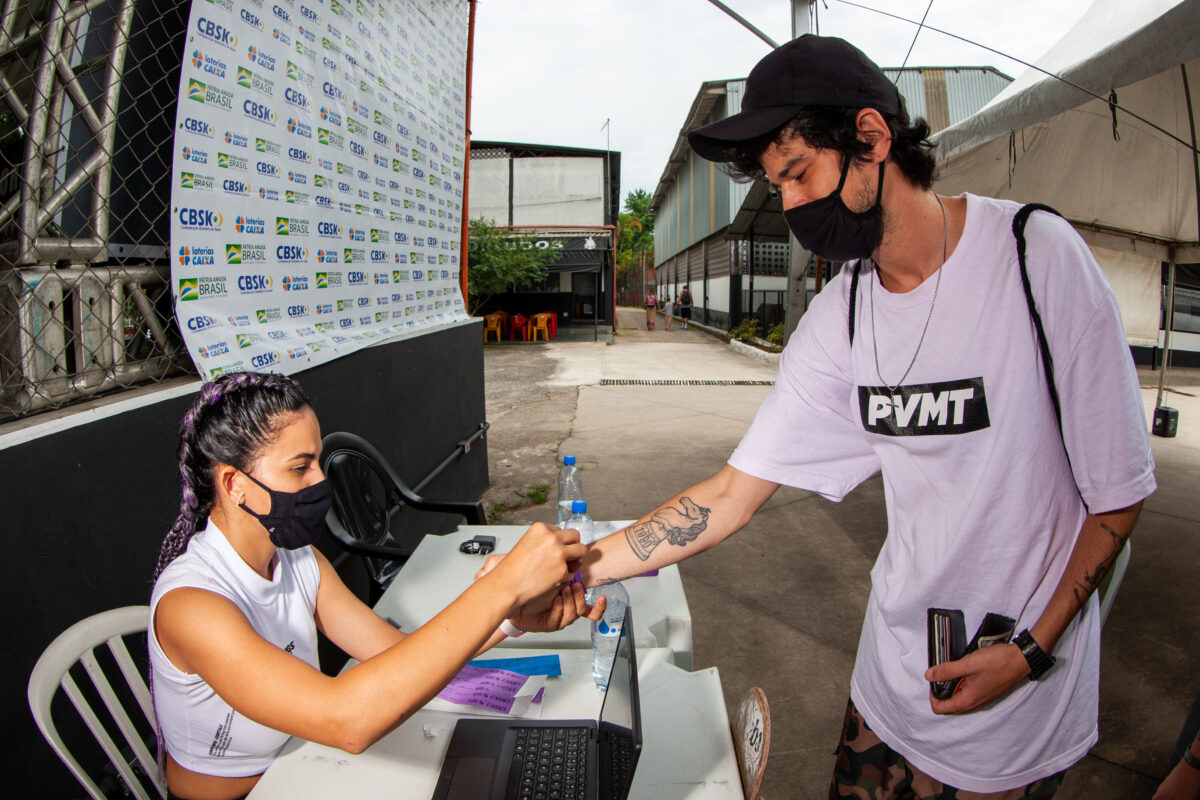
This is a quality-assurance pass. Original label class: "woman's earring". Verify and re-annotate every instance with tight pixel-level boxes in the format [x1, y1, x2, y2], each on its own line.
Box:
[236, 491, 245, 506]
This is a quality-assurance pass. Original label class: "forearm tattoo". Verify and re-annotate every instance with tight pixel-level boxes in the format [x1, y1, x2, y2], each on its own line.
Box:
[1071, 522, 1131, 611]
[624, 497, 712, 562]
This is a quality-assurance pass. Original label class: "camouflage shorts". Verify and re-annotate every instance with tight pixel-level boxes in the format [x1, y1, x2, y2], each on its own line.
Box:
[828, 698, 1066, 800]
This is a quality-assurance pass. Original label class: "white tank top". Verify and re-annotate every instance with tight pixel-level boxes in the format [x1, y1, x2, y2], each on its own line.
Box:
[149, 520, 320, 777]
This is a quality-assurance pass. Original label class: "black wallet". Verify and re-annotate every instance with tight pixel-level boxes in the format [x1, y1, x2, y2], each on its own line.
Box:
[927, 609, 1016, 700]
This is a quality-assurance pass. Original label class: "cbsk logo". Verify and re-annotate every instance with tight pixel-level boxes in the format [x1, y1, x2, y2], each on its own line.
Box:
[858, 378, 990, 437]
[191, 51, 227, 78]
[256, 161, 279, 177]
[187, 314, 220, 331]
[287, 146, 311, 163]
[196, 17, 237, 49]
[235, 215, 266, 234]
[178, 208, 222, 230]
[223, 179, 249, 195]
[321, 81, 344, 101]
[238, 274, 273, 293]
[287, 303, 310, 316]
[347, 270, 366, 283]
[284, 87, 311, 111]
[243, 99, 276, 125]
[181, 146, 208, 164]
[182, 117, 213, 137]
[321, 55, 338, 72]
[276, 245, 308, 263]
[319, 106, 342, 126]
[301, 4, 318, 21]
[317, 221, 341, 238]
[271, 3, 291, 24]
[225, 130, 248, 148]
[239, 9, 263, 30]
[356, 297, 370, 307]
[247, 46, 276, 71]
[315, 195, 333, 208]
[251, 351, 281, 369]
[370, 251, 388, 263]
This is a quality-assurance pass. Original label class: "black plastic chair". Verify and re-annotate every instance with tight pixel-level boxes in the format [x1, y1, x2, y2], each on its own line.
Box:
[320, 431, 486, 604]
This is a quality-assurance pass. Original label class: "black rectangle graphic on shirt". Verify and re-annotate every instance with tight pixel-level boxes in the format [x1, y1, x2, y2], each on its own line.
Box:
[858, 377, 990, 436]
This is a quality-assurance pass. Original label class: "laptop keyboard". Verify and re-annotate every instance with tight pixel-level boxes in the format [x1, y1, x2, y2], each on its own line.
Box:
[506, 727, 590, 800]
[599, 730, 636, 800]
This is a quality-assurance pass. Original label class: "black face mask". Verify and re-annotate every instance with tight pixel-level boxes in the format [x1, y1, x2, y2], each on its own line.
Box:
[239, 472, 332, 550]
[782, 158, 886, 262]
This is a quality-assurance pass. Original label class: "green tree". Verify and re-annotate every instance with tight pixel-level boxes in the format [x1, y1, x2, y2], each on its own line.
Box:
[466, 218, 561, 315]
[615, 189, 655, 296]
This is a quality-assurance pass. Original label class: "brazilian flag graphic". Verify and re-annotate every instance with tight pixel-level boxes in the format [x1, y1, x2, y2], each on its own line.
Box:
[316, 272, 328, 288]
[178, 279, 199, 301]
[226, 244, 242, 264]
[180, 173, 194, 188]
[276, 217, 289, 235]
[237, 67, 253, 89]
[187, 79, 206, 103]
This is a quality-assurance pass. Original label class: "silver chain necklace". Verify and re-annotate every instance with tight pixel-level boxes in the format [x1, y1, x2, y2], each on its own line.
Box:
[870, 192, 948, 393]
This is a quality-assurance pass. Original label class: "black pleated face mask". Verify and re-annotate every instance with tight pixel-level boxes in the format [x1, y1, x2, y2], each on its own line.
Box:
[782, 159, 885, 263]
[239, 472, 331, 550]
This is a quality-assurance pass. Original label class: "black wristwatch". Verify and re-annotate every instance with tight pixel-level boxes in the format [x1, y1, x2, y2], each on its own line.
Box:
[1013, 629, 1056, 681]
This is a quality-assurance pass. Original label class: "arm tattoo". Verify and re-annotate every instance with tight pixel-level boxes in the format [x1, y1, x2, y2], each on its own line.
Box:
[624, 497, 712, 561]
[1071, 523, 1132, 611]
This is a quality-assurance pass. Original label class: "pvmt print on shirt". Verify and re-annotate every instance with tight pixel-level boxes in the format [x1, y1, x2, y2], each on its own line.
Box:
[858, 377, 990, 436]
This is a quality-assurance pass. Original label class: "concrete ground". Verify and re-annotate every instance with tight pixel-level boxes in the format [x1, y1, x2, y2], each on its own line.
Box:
[481, 306, 1200, 799]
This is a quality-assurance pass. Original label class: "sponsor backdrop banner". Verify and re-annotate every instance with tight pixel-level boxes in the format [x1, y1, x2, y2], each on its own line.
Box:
[171, 0, 469, 379]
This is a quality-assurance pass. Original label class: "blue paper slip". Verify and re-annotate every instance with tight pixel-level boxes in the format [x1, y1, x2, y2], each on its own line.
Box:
[466, 654, 562, 677]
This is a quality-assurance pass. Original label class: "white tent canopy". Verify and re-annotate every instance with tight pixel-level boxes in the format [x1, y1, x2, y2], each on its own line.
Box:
[933, 0, 1200, 347]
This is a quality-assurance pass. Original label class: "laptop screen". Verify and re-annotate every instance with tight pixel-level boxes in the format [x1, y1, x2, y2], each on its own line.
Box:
[597, 607, 642, 800]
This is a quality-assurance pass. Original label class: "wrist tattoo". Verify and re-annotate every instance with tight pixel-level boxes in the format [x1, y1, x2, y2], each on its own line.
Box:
[625, 497, 711, 561]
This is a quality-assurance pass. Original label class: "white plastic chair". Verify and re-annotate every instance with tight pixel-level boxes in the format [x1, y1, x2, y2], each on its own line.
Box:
[28, 605, 165, 800]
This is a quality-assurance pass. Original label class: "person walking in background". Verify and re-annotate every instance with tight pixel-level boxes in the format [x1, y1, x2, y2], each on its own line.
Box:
[644, 288, 657, 330]
[662, 293, 674, 330]
[678, 285, 693, 330]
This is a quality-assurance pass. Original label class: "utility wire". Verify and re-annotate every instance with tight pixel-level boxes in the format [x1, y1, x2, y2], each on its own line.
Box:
[895, 0, 935, 80]
[831, 0, 1200, 154]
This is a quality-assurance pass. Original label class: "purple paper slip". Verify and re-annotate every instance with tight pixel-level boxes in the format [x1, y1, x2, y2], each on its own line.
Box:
[436, 665, 530, 714]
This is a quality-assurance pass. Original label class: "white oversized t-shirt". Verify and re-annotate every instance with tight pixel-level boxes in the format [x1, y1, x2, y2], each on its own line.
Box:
[729, 194, 1155, 792]
[149, 520, 321, 777]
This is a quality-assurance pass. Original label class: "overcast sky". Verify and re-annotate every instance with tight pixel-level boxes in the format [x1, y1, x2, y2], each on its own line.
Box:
[469, 0, 1096, 201]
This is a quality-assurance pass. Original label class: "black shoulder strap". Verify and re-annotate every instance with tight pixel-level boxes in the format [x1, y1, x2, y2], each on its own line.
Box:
[1012, 203, 1064, 433]
[1014, 202, 1089, 511]
[848, 261, 861, 346]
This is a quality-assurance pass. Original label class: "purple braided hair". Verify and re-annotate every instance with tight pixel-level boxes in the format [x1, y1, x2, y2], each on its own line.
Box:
[150, 370, 311, 778]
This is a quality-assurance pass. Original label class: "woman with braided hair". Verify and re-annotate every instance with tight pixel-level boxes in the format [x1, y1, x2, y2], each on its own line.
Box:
[149, 371, 600, 800]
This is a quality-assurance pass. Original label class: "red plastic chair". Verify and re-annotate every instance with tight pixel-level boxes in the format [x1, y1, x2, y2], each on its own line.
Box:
[508, 314, 529, 341]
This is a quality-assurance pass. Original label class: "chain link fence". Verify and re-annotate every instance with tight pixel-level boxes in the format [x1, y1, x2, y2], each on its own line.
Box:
[0, 0, 193, 423]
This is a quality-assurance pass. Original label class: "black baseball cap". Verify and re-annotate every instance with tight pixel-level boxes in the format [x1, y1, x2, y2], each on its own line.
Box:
[688, 34, 901, 162]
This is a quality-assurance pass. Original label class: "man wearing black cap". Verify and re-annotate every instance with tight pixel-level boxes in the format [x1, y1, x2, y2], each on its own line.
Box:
[534, 34, 1154, 797]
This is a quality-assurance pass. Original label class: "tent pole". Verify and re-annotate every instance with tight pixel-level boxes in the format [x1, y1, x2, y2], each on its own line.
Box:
[1156, 248, 1177, 411]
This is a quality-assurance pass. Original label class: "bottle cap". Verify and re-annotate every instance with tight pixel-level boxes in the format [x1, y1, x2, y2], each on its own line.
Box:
[563, 455, 576, 465]
[571, 500, 587, 513]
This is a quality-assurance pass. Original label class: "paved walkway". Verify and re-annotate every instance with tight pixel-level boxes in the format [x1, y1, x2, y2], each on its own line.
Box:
[482, 305, 1200, 799]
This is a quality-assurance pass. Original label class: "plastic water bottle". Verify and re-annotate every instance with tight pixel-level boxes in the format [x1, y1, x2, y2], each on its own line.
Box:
[588, 582, 630, 690]
[564, 500, 594, 545]
[557, 456, 583, 527]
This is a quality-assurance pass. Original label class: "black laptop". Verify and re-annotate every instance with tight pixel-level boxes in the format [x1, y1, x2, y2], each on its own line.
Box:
[431, 607, 643, 800]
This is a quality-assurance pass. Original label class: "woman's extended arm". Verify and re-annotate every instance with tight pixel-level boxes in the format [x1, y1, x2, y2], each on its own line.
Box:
[155, 523, 584, 754]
